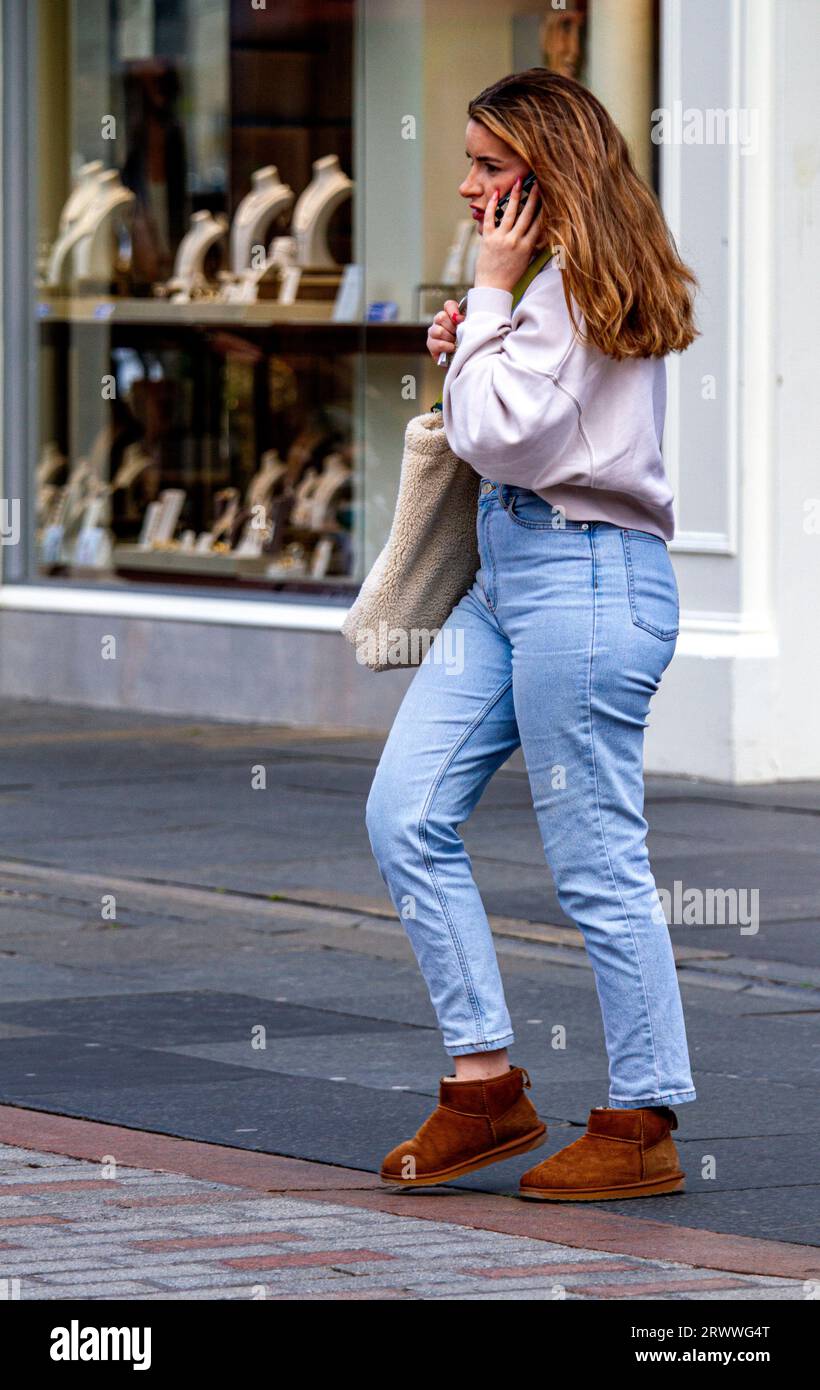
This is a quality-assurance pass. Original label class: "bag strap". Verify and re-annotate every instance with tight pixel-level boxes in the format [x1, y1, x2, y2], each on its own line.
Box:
[429, 246, 554, 413]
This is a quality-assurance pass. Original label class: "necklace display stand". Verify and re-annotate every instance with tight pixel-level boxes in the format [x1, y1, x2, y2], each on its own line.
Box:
[59, 161, 105, 234]
[74, 170, 136, 285]
[199, 488, 240, 550]
[45, 169, 135, 289]
[71, 493, 114, 570]
[110, 442, 155, 493]
[289, 465, 322, 527]
[229, 166, 294, 275]
[164, 210, 229, 302]
[36, 443, 67, 527]
[232, 452, 288, 556]
[291, 154, 353, 270]
[37, 442, 68, 487]
[39, 461, 103, 566]
[305, 453, 352, 531]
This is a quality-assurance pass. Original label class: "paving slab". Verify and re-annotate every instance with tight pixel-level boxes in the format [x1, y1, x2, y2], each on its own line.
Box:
[0, 992, 419, 1046]
[0, 699, 817, 1266]
[0, 1111, 815, 1292]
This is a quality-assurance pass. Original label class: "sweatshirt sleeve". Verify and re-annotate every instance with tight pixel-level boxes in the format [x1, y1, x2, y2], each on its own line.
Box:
[441, 273, 590, 488]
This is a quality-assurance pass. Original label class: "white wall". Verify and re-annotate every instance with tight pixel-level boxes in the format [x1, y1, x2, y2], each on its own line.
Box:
[646, 0, 820, 780]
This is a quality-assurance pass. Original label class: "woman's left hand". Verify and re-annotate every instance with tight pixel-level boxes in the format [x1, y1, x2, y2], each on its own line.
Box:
[474, 176, 542, 294]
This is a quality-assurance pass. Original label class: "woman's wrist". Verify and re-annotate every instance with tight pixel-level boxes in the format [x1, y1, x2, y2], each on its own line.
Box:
[473, 276, 516, 294]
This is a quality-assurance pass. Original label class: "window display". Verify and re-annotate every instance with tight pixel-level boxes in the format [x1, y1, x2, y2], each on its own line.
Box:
[24, 0, 658, 602]
[33, 0, 363, 594]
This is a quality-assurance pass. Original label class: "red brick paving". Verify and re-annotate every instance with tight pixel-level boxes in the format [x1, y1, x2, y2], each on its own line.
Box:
[131, 1232, 307, 1251]
[268, 1288, 409, 1300]
[219, 1248, 396, 1270]
[460, 1260, 645, 1278]
[573, 1276, 765, 1298]
[1, 1104, 817, 1283]
[108, 1192, 282, 1209]
[0, 1215, 73, 1227]
[297, 1188, 820, 1282]
[0, 1179, 123, 1195]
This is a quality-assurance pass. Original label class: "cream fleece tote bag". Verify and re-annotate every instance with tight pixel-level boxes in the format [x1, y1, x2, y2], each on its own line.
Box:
[340, 410, 480, 671]
[341, 250, 553, 672]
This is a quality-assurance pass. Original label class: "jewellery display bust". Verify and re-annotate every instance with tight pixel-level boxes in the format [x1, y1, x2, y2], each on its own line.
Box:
[290, 154, 354, 271]
[229, 165, 294, 275]
[46, 169, 135, 289]
[166, 211, 230, 301]
[58, 161, 105, 234]
[232, 453, 288, 557]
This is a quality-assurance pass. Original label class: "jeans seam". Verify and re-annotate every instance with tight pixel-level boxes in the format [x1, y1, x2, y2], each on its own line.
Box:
[480, 506, 498, 610]
[448, 1032, 516, 1055]
[417, 674, 515, 1051]
[586, 536, 664, 1102]
[609, 1089, 696, 1104]
[450, 1032, 515, 1046]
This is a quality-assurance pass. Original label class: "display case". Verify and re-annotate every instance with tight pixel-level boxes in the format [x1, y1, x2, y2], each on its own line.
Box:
[31, 0, 433, 597]
[25, 0, 659, 602]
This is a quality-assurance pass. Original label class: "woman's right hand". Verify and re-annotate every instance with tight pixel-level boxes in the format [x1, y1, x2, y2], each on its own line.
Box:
[427, 299, 463, 363]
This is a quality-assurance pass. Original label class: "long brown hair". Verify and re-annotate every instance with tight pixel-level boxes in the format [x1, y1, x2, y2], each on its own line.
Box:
[468, 69, 699, 359]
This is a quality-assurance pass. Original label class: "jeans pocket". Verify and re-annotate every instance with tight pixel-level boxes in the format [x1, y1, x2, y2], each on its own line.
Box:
[506, 490, 587, 530]
[621, 529, 679, 640]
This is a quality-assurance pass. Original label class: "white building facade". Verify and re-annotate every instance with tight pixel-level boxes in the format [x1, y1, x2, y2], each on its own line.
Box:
[0, 0, 817, 783]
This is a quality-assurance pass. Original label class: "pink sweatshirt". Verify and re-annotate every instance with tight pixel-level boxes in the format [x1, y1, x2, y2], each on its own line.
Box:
[441, 261, 675, 541]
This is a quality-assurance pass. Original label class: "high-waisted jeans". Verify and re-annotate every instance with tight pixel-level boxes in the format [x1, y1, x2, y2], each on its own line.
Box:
[365, 479, 697, 1109]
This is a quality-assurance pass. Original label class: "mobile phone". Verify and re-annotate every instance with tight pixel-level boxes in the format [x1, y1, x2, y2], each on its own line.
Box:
[494, 172, 536, 227]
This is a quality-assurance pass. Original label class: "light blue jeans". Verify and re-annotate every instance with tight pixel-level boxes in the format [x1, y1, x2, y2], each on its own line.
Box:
[365, 479, 697, 1109]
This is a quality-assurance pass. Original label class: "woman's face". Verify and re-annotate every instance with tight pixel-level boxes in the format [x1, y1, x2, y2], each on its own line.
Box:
[459, 118, 530, 235]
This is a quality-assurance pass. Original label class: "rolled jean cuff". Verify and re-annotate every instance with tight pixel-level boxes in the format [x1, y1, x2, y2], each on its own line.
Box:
[607, 1088, 697, 1108]
[446, 1033, 516, 1057]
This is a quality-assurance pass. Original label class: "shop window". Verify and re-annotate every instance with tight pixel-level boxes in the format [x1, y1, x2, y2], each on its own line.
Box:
[34, 0, 363, 595]
[27, 0, 659, 599]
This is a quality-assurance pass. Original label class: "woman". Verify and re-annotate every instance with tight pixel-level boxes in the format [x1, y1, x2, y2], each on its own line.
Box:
[365, 69, 699, 1201]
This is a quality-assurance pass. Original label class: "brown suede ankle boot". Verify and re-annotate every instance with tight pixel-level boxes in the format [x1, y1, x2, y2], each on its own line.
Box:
[380, 1065, 547, 1187]
[519, 1104, 685, 1201]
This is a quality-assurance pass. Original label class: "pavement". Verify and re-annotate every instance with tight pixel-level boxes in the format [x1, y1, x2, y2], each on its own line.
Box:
[0, 698, 818, 1301]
